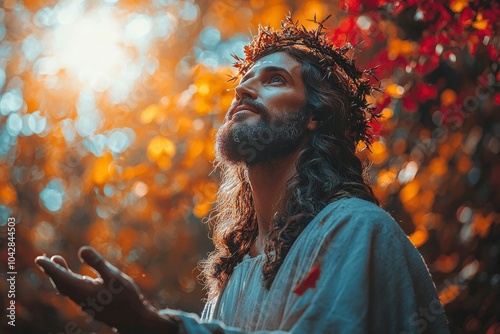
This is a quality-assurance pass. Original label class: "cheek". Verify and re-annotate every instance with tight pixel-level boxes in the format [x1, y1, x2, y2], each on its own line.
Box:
[275, 95, 306, 112]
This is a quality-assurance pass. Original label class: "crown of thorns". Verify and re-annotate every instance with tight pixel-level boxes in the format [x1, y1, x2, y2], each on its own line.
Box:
[231, 13, 380, 147]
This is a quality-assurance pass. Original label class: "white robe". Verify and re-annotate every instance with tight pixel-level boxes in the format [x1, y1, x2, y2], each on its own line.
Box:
[161, 198, 450, 333]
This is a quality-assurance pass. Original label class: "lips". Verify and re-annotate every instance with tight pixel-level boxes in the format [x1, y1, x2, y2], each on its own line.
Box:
[229, 104, 259, 120]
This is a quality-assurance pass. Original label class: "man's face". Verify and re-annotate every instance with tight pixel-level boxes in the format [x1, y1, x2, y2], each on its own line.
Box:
[216, 52, 309, 165]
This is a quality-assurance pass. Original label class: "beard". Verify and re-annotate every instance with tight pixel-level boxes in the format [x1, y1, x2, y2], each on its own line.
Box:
[215, 99, 309, 166]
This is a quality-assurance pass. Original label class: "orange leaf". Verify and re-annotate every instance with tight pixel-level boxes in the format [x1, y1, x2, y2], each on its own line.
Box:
[450, 0, 468, 13]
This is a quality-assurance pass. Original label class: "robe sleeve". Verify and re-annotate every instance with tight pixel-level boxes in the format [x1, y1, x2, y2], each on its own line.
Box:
[159, 201, 449, 334]
[160, 308, 288, 334]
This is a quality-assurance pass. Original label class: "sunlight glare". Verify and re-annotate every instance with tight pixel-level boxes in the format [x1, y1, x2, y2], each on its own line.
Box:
[50, 9, 129, 91]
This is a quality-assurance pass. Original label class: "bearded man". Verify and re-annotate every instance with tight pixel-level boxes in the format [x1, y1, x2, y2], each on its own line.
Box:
[35, 14, 450, 334]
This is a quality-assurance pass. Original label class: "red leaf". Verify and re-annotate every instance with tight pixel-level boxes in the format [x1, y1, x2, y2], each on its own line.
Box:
[413, 82, 438, 101]
[486, 45, 499, 61]
[420, 2, 443, 22]
[362, 0, 383, 10]
[392, 2, 405, 16]
[419, 35, 436, 55]
[403, 95, 418, 112]
[468, 39, 478, 56]
[482, 9, 497, 23]
[377, 94, 391, 111]
[340, 0, 361, 13]
[459, 7, 475, 27]
[293, 263, 322, 296]
[494, 93, 500, 106]
[337, 16, 356, 33]
[415, 54, 440, 75]
[436, 4, 452, 29]
[369, 117, 382, 135]
[371, 51, 407, 76]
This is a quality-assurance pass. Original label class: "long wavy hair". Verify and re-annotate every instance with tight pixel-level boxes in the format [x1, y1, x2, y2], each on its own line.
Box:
[200, 47, 379, 300]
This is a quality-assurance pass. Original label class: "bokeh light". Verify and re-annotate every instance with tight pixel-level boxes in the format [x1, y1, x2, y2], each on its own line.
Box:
[0, 0, 499, 333]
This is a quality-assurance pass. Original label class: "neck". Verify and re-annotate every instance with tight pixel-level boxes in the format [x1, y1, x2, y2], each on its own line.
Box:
[247, 151, 299, 256]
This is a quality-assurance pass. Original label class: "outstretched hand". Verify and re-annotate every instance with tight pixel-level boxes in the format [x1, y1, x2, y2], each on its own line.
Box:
[35, 246, 178, 334]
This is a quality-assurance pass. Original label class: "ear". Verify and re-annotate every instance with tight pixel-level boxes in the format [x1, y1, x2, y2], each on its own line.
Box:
[306, 115, 319, 131]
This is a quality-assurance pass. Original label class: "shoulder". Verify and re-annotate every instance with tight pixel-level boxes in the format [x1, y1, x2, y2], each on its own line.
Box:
[309, 198, 428, 267]
[310, 197, 401, 237]
[294, 197, 420, 264]
[322, 197, 391, 218]
[280, 197, 431, 291]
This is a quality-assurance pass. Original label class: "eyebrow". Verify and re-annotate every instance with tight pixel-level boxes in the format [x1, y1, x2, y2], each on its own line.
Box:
[241, 65, 293, 84]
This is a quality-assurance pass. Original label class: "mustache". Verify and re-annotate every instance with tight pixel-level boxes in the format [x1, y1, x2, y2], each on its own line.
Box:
[228, 98, 270, 120]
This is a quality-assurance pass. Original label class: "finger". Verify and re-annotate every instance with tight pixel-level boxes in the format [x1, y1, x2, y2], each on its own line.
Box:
[78, 246, 121, 283]
[35, 255, 53, 273]
[35, 256, 87, 296]
[51, 255, 70, 271]
[82, 275, 103, 284]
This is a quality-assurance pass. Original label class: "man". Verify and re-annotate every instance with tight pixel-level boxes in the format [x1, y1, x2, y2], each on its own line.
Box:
[35, 14, 450, 333]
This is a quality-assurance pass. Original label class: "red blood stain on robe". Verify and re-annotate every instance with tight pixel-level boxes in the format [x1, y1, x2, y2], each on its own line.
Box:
[292, 263, 322, 296]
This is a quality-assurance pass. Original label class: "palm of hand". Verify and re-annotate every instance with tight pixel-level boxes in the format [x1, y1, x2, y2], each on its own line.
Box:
[35, 247, 160, 333]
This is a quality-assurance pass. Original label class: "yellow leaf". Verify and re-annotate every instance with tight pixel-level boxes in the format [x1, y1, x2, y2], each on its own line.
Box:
[434, 253, 459, 273]
[193, 201, 212, 218]
[450, 0, 468, 13]
[472, 212, 495, 237]
[388, 38, 414, 58]
[157, 155, 172, 170]
[197, 83, 210, 96]
[140, 104, 161, 124]
[457, 155, 471, 173]
[0, 183, 17, 205]
[176, 117, 193, 135]
[408, 226, 428, 248]
[147, 136, 176, 161]
[440, 89, 457, 106]
[385, 83, 405, 98]
[400, 180, 420, 204]
[199, 180, 218, 202]
[195, 100, 212, 115]
[429, 157, 448, 176]
[369, 141, 388, 165]
[439, 284, 460, 305]
[420, 190, 435, 209]
[472, 13, 489, 30]
[381, 107, 394, 120]
[93, 154, 113, 185]
[377, 169, 397, 188]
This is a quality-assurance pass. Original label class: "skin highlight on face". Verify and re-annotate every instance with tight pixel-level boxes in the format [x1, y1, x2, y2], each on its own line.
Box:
[215, 52, 310, 165]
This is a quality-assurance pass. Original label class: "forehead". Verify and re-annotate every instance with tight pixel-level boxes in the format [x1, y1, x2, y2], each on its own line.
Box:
[243, 52, 302, 78]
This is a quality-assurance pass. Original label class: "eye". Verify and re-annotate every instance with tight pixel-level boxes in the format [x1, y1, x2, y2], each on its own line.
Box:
[268, 75, 286, 84]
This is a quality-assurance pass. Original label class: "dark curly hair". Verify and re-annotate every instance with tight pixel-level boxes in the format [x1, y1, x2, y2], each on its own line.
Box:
[200, 46, 379, 299]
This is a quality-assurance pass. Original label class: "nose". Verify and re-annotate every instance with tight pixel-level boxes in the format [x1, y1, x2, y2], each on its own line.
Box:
[234, 78, 258, 101]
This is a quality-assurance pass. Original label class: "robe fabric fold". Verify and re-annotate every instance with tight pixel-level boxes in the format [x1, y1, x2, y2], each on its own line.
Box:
[160, 198, 450, 334]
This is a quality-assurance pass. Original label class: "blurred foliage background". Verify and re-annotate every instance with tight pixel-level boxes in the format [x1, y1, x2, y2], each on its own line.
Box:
[0, 0, 498, 333]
